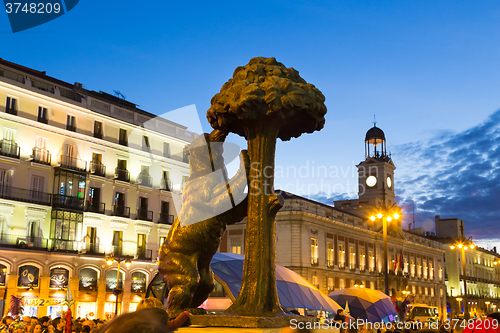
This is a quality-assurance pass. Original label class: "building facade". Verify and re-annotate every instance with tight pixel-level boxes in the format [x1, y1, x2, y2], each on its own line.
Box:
[0, 59, 196, 319]
[432, 216, 500, 317]
[224, 125, 448, 317]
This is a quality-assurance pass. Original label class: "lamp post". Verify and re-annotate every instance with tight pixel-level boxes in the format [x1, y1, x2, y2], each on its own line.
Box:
[106, 255, 132, 317]
[449, 223, 475, 321]
[457, 297, 463, 316]
[485, 301, 490, 313]
[370, 210, 400, 296]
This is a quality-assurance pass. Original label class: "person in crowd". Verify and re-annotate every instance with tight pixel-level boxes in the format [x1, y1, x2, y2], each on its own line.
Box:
[80, 321, 94, 331]
[38, 317, 50, 329]
[136, 297, 164, 311]
[31, 324, 45, 333]
[334, 309, 347, 333]
[0, 316, 13, 332]
[51, 318, 64, 333]
[98, 308, 170, 333]
[81, 325, 91, 333]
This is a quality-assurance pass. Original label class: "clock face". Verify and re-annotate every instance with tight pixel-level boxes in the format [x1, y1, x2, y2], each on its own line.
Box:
[387, 176, 392, 188]
[366, 176, 377, 187]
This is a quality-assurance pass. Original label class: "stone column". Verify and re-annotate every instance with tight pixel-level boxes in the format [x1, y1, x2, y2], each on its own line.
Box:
[122, 279, 131, 314]
[4, 274, 18, 316]
[38, 275, 51, 317]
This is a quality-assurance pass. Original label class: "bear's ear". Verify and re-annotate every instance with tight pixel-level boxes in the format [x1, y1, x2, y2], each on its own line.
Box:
[209, 129, 226, 142]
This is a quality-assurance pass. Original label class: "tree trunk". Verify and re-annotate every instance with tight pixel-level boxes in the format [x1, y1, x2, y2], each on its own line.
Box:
[225, 121, 284, 316]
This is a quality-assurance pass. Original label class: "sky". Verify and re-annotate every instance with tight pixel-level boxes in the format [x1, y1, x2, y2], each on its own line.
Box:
[1, 1, 500, 247]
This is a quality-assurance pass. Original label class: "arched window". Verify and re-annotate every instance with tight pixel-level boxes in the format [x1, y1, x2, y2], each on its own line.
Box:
[106, 270, 123, 292]
[131, 272, 147, 293]
[50, 268, 69, 289]
[79, 268, 98, 291]
[18, 265, 39, 288]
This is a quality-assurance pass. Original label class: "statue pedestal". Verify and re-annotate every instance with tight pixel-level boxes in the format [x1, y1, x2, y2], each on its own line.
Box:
[176, 315, 332, 332]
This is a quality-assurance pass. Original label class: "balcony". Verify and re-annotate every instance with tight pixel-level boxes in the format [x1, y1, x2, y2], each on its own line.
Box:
[119, 138, 128, 146]
[0, 186, 51, 205]
[158, 213, 174, 225]
[52, 194, 85, 210]
[338, 262, 345, 270]
[89, 162, 106, 177]
[107, 244, 153, 260]
[114, 168, 130, 182]
[112, 205, 130, 218]
[136, 247, 153, 260]
[350, 265, 357, 272]
[6, 107, 17, 116]
[0, 140, 20, 159]
[85, 201, 105, 214]
[161, 180, 173, 192]
[136, 209, 153, 221]
[48, 238, 79, 252]
[137, 173, 152, 187]
[31, 148, 51, 165]
[311, 258, 318, 266]
[327, 260, 334, 268]
[37, 116, 48, 124]
[66, 124, 76, 132]
[94, 132, 103, 139]
[57, 155, 87, 173]
[0, 233, 48, 250]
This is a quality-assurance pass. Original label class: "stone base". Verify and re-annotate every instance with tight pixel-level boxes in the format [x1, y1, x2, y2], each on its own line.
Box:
[185, 314, 317, 328]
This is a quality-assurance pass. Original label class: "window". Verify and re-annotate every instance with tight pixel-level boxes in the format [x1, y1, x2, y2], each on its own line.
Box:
[369, 250, 374, 271]
[360, 248, 365, 270]
[231, 238, 242, 255]
[137, 233, 146, 258]
[429, 263, 434, 279]
[423, 262, 428, 279]
[425, 287, 428, 296]
[312, 275, 319, 288]
[131, 272, 147, 293]
[159, 236, 166, 248]
[183, 146, 189, 163]
[181, 175, 188, 193]
[417, 259, 421, 277]
[86, 226, 97, 252]
[160, 201, 171, 224]
[115, 159, 129, 182]
[66, 115, 76, 131]
[350, 246, 356, 269]
[418, 286, 422, 294]
[440, 288, 443, 297]
[94, 121, 103, 139]
[1, 128, 18, 158]
[327, 242, 334, 267]
[370, 281, 375, 290]
[404, 256, 409, 273]
[142, 136, 150, 152]
[431, 288, 434, 297]
[163, 142, 170, 158]
[119, 128, 128, 146]
[410, 259, 415, 277]
[311, 238, 318, 265]
[328, 277, 334, 291]
[38, 106, 48, 123]
[339, 279, 345, 289]
[138, 165, 151, 186]
[112, 230, 123, 254]
[338, 244, 345, 268]
[162, 170, 171, 191]
[30, 175, 44, 200]
[6, 97, 17, 115]
[412, 286, 416, 294]
[90, 153, 104, 176]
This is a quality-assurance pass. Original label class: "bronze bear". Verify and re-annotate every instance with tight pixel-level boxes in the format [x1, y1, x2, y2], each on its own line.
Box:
[157, 129, 249, 317]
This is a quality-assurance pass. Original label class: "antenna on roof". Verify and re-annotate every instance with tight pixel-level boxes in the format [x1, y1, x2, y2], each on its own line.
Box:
[373, 114, 377, 127]
[113, 90, 126, 100]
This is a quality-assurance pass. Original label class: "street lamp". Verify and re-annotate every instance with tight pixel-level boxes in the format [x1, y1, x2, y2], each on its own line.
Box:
[370, 208, 400, 296]
[106, 255, 132, 317]
[402, 290, 410, 297]
[457, 297, 463, 315]
[485, 301, 490, 314]
[449, 222, 475, 321]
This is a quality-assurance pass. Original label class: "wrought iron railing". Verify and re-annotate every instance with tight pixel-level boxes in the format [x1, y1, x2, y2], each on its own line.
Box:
[85, 201, 105, 214]
[161, 180, 173, 191]
[0, 186, 51, 205]
[57, 154, 87, 172]
[52, 194, 85, 210]
[114, 168, 130, 182]
[137, 173, 152, 187]
[158, 213, 174, 225]
[112, 205, 130, 218]
[0, 140, 20, 159]
[31, 148, 51, 165]
[90, 162, 106, 177]
[136, 209, 153, 221]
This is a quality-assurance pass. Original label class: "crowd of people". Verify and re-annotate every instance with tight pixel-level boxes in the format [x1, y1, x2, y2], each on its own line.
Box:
[0, 315, 105, 333]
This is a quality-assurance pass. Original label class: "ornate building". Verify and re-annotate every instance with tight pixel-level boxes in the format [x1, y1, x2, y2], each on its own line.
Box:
[0, 59, 195, 319]
[224, 125, 448, 317]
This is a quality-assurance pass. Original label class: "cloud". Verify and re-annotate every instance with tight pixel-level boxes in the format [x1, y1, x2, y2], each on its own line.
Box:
[393, 109, 500, 243]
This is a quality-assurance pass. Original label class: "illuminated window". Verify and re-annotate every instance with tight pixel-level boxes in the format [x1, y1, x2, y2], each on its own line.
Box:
[350, 246, 356, 270]
[231, 238, 242, 255]
[359, 248, 365, 271]
[338, 244, 345, 268]
[311, 238, 318, 265]
[312, 275, 318, 288]
[369, 250, 374, 271]
[339, 279, 345, 289]
[328, 278, 334, 291]
[327, 242, 334, 267]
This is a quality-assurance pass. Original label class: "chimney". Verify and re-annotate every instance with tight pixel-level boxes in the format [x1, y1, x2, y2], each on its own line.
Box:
[494, 246, 497, 254]
[74, 82, 83, 88]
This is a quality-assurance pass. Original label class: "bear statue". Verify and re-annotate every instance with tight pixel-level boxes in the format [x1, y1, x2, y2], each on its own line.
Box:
[157, 129, 249, 317]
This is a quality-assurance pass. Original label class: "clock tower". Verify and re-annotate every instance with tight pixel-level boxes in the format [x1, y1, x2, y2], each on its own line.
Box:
[357, 125, 396, 207]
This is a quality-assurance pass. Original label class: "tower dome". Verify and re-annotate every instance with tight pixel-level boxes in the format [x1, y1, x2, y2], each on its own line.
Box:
[365, 125, 387, 159]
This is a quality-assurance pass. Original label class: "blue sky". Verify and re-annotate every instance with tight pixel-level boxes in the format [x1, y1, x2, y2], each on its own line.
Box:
[2, 1, 500, 246]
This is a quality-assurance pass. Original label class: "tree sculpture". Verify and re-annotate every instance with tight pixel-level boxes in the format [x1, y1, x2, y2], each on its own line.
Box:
[207, 57, 327, 316]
